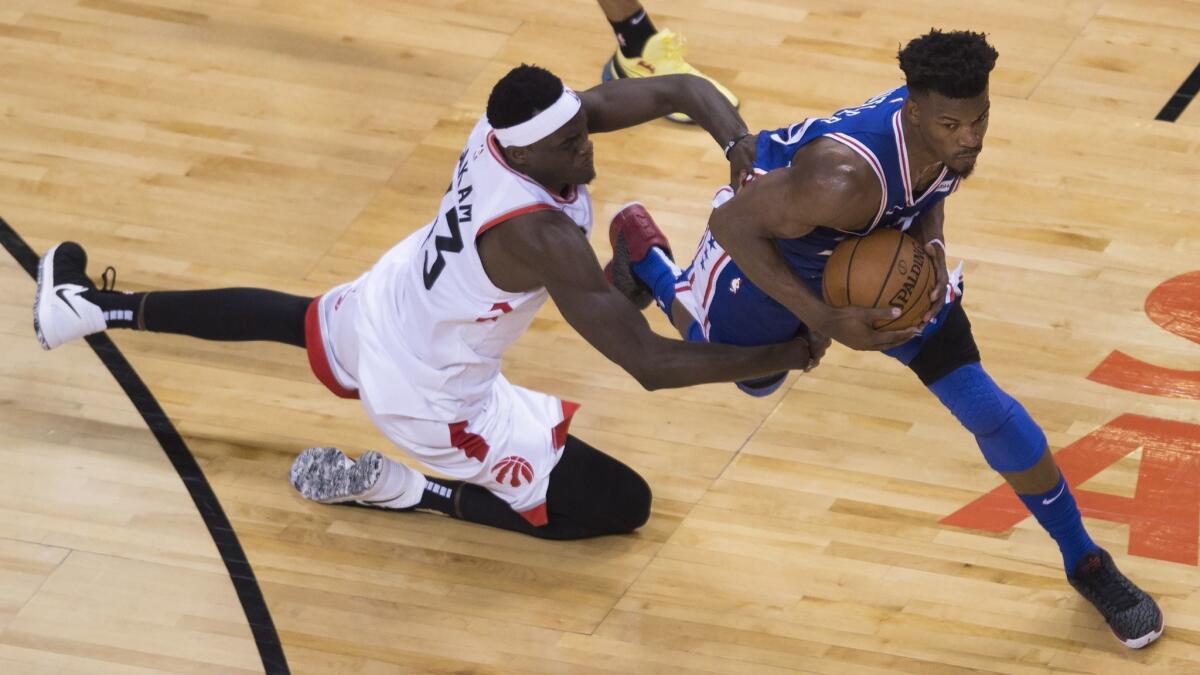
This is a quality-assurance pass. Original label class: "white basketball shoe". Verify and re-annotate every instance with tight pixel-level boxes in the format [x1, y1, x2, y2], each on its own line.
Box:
[289, 448, 425, 509]
[34, 242, 107, 350]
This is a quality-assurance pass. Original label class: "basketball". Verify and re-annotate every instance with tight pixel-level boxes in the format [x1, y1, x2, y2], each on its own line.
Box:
[821, 229, 936, 330]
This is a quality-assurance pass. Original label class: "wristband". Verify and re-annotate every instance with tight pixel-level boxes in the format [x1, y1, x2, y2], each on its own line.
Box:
[722, 132, 751, 159]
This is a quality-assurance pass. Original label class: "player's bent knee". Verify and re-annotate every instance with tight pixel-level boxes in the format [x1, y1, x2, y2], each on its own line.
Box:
[625, 472, 653, 531]
[930, 362, 1047, 473]
[976, 402, 1047, 473]
[607, 469, 652, 532]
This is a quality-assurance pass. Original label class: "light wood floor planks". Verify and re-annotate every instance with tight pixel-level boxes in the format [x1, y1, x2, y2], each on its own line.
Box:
[1, 1, 1199, 673]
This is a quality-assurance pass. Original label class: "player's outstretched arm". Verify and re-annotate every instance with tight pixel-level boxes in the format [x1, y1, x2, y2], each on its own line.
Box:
[578, 74, 748, 156]
[707, 142, 921, 351]
[488, 211, 814, 390]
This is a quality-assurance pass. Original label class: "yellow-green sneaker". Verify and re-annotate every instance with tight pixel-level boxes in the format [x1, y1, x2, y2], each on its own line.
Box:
[602, 29, 739, 124]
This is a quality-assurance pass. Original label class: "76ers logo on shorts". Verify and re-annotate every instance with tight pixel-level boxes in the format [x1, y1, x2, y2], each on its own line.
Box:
[492, 456, 535, 487]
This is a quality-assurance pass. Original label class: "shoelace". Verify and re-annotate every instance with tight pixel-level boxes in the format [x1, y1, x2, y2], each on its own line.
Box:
[100, 266, 117, 292]
[1080, 559, 1141, 614]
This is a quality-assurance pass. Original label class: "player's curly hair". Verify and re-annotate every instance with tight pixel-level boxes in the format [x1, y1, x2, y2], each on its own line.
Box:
[898, 30, 998, 99]
[486, 64, 564, 130]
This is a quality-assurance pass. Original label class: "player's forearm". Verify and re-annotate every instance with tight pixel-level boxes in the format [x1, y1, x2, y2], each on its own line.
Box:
[635, 337, 806, 391]
[670, 75, 749, 155]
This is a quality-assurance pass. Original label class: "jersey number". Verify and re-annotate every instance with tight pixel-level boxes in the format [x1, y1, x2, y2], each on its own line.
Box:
[422, 206, 464, 289]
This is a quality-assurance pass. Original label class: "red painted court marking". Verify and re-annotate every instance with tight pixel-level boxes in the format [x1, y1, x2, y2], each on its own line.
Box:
[1087, 271, 1200, 400]
[942, 414, 1200, 565]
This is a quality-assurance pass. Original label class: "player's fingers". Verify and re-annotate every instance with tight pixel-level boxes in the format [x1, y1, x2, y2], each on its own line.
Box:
[922, 297, 946, 323]
[810, 336, 830, 360]
[732, 169, 749, 191]
[863, 306, 902, 322]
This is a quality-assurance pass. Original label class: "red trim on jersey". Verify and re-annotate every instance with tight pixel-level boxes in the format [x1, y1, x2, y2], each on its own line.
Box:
[519, 502, 549, 526]
[826, 132, 887, 229]
[919, 167, 950, 200]
[475, 203, 555, 239]
[894, 111, 950, 205]
[892, 111, 914, 206]
[304, 296, 359, 400]
[700, 252, 730, 309]
[553, 400, 581, 450]
[448, 421, 490, 463]
[486, 132, 579, 204]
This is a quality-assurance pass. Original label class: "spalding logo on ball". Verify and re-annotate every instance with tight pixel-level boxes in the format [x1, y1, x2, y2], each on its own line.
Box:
[822, 229, 935, 330]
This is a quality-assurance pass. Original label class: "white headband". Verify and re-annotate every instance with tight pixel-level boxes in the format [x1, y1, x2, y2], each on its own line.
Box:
[491, 88, 581, 147]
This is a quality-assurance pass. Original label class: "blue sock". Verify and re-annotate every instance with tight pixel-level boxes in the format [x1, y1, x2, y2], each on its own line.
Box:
[1016, 474, 1098, 573]
[631, 247, 681, 320]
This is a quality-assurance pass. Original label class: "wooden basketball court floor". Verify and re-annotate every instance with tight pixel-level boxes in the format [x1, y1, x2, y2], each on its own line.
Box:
[1, 1, 1199, 672]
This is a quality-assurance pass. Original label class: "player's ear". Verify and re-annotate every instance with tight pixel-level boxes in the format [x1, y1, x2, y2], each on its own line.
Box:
[506, 145, 530, 168]
[904, 96, 922, 126]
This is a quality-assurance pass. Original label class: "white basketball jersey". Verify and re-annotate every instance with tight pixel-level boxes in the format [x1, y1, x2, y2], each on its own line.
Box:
[347, 117, 593, 422]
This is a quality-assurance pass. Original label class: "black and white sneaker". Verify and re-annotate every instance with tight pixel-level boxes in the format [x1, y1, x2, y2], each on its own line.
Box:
[1068, 548, 1164, 649]
[34, 242, 107, 350]
[289, 448, 423, 509]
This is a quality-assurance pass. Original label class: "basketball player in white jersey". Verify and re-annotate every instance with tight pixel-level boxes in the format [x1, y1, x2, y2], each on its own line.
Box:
[34, 65, 820, 539]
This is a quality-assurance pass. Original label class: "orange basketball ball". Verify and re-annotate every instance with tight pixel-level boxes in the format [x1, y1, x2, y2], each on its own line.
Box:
[821, 229, 936, 330]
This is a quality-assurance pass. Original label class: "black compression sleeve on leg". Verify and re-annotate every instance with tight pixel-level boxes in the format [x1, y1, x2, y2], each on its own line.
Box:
[908, 301, 981, 386]
[544, 435, 652, 536]
[141, 288, 311, 347]
[452, 483, 550, 537]
[449, 435, 652, 540]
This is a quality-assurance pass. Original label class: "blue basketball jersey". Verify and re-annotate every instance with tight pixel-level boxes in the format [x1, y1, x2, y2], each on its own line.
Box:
[753, 85, 961, 287]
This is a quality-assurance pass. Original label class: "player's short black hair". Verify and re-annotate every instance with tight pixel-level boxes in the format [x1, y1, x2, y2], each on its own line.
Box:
[486, 64, 565, 130]
[898, 30, 998, 99]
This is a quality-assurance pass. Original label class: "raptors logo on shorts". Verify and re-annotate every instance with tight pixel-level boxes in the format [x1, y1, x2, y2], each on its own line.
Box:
[492, 456, 535, 487]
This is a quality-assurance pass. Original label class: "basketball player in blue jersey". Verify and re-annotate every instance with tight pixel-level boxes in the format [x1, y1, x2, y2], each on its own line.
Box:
[608, 30, 1164, 648]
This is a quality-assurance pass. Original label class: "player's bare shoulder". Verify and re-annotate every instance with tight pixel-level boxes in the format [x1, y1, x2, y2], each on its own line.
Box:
[777, 137, 882, 232]
[478, 208, 587, 293]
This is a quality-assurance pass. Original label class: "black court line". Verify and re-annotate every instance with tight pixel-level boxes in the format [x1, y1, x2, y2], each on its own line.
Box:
[0, 218, 290, 675]
[1156, 62, 1200, 122]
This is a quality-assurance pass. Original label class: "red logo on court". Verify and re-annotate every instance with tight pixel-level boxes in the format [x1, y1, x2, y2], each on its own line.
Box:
[1087, 271, 1200, 400]
[492, 456, 534, 487]
[944, 271, 1200, 565]
[943, 414, 1200, 565]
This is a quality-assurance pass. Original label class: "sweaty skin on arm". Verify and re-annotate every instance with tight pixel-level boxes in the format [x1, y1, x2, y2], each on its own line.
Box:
[578, 74, 749, 167]
[708, 138, 922, 351]
[478, 210, 814, 391]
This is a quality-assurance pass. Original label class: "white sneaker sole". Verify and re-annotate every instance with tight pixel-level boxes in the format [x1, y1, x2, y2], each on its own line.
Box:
[33, 242, 61, 350]
[289, 447, 384, 504]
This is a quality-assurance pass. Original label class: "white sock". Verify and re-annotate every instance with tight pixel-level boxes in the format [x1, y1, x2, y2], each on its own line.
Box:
[357, 456, 427, 509]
